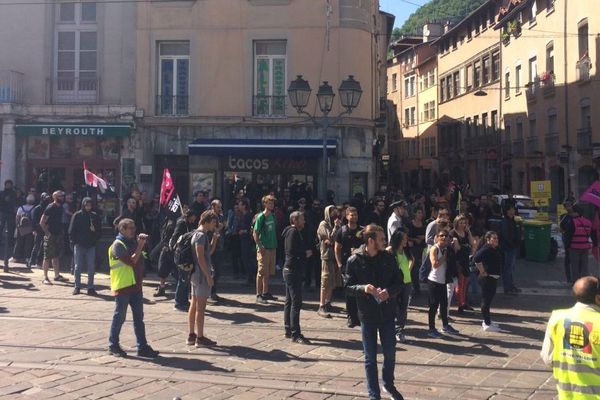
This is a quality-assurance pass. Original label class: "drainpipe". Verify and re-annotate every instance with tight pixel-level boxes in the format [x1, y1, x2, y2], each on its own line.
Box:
[563, 0, 571, 197]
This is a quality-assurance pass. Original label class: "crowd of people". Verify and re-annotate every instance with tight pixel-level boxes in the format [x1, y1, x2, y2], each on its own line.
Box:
[2, 179, 575, 400]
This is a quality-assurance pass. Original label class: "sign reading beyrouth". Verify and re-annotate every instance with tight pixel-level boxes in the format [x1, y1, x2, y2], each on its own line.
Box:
[15, 123, 132, 137]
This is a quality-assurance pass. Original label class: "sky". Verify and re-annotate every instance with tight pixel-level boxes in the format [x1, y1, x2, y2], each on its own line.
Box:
[380, 0, 425, 28]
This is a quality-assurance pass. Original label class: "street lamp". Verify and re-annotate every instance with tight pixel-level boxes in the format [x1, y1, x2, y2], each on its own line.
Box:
[288, 75, 362, 199]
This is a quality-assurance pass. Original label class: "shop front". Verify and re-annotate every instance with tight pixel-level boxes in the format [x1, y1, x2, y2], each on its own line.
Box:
[188, 138, 336, 209]
[15, 122, 132, 222]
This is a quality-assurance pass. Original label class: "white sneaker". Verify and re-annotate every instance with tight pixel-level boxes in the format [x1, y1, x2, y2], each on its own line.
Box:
[482, 321, 501, 332]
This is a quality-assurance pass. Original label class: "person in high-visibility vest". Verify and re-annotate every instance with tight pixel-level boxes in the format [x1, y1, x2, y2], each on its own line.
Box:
[541, 276, 600, 399]
[107, 218, 159, 358]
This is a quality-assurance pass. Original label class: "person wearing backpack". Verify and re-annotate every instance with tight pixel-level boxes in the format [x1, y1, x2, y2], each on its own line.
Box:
[253, 195, 278, 304]
[12, 194, 35, 265]
[152, 216, 177, 298]
[69, 197, 102, 295]
[27, 193, 50, 269]
[171, 210, 199, 311]
[0, 179, 17, 272]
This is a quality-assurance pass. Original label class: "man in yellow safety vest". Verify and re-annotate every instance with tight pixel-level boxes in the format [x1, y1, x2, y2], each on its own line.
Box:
[108, 218, 159, 358]
[541, 276, 600, 399]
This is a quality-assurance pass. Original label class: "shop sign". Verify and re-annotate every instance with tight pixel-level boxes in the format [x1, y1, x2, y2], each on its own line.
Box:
[530, 180, 552, 199]
[15, 123, 131, 137]
[227, 156, 311, 172]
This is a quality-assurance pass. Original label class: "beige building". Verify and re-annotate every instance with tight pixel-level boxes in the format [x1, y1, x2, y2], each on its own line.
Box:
[498, 0, 599, 205]
[134, 0, 393, 205]
[0, 1, 136, 221]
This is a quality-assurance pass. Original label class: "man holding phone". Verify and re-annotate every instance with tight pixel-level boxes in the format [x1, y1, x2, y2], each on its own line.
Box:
[108, 218, 159, 358]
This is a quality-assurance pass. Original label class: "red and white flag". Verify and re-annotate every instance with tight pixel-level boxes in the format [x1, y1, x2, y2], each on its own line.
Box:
[83, 162, 108, 192]
[160, 168, 175, 207]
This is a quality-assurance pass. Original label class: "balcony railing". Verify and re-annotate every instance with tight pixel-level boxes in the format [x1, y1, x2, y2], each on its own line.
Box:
[156, 95, 189, 116]
[545, 133, 559, 154]
[576, 56, 592, 82]
[525, 79, 540, 102]
[513, 139, 524, 157]
[253, 95, 286, 117]
[526, 136, 539, 153]
[541, 74, 556, 97]
[46, 77, 99, 104]
[0, 70, 24, 104]
[577, 127, 592, 152]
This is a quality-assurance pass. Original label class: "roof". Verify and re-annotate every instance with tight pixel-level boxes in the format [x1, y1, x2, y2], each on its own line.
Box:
[431, 0, 498, 44]
[496, 0, 530, 28]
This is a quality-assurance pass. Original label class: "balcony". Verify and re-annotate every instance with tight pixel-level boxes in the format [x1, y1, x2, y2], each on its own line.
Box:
[253, 95, 286, 117]
[47, 77, 99, 104]
[0, 70, 24, 104]
[576, 56, 592, 82]
[545, 133, 559, 154]
[526, 136, 539, 153]
[540, 73, 556, 97]
[155, 95, 189, 116]
[577, 127, 592, 153]
[513, 139, 524, 157]
[525, 80, 539, 103]
[501, 142, 512, 159]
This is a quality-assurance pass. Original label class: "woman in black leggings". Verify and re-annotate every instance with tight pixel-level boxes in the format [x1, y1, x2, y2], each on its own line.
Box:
[473, 231, 502, 332]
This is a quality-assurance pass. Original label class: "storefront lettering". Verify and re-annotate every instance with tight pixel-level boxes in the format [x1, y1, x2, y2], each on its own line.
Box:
[271, 158, 307, 171]
[41, 127, 105, 136]
[228, 156, 269, 170]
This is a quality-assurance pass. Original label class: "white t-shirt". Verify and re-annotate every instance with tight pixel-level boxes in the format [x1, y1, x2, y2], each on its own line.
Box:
[427, 245, 446, 284]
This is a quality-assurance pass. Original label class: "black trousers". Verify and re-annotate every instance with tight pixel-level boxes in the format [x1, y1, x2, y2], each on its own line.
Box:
[478, 276, 498, 325]
[427, 280, 448, 330]
[0, 213, 15, 268]
[283, 267, 304, 338]
[564, 247, 572, 283]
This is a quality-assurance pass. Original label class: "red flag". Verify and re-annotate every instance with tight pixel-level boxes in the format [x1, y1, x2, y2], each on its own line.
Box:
[160, 168, 175, 207]
[83, 161, 108, 192]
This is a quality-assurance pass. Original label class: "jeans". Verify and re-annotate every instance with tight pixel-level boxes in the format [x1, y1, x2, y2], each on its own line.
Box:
[468, 270, 481, 297]
[479, 276, 498, 325]
[570, 248, 590, 280]
[175, 270, 191, 309]
[211, 250, 224, 297]
[446, 278, 458, 314]
[0, 212, 15, 268]
[73, 244, 96, 290]
[360, 319, 396, 400]
[108, 290, 148, 349]
[283, 267, 304, 338]
[502, 248, 517, 291]
[395, 283, 412, 332]
[29, 232, 44, 267]
[427, 280, 448, 330]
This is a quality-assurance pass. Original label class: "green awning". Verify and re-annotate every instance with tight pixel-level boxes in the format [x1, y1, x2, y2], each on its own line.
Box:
[15, 123, 131, 137]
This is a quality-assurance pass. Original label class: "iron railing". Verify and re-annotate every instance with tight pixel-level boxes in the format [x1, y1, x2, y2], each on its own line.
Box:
[46, 77, 99, 104]
[253, 95, 286, 117]
[155, 95, 189, 116]
[0, 70, 24, 104]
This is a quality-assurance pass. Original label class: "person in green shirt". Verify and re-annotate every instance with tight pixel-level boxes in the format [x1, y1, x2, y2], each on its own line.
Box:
[388, 229, 414, 344]
[253, 194, 278, 304]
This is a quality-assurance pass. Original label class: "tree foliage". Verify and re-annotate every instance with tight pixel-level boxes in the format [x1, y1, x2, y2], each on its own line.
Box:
[398, 0, 488, 37]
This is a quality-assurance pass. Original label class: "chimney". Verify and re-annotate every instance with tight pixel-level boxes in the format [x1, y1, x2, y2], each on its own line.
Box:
[444, 20, 453, 33]
[423, 22, 443, 43]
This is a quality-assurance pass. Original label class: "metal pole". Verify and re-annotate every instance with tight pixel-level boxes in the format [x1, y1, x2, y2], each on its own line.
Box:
[321, 119, 328, 200]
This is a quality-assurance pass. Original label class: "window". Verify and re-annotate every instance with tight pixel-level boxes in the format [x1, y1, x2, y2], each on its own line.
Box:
[404, 75, 416, 98]
[423, 101, 436, 121]
[578, 20, 589, 59]
[54, 2, 97, 104]
[515, 65, 522, 93]
[482, 113, 488, 134]
[158, 42, 190, 115]
[529, 56, 538, 83]
[530, 1, 537, 24]
[474, 60, 481, 88]
[453, 71, 460, 97]
[547, 0, 555, 11]
[404, 107, 416, 126]
[422, 137, 436, 157]
[466, 65, 473, 90]
[475, 18, 481, 35]
[446, 76, 452, 100]
[482, 56, 490, 84]
[546, 42, 554, 73]
[465, 118, 471, 138]
[491, 110, 498, 133]
[452, 36, 457, 50]
[410, 107, 416, 125]
[505, 71, 510, 98]
[492, 51, 500, 80]
[440, 78, 446, 102]
[467, 22, 473, 40]
[529, 117, 537, 137]
[581, 104, 591, 129]
[517, 121, 524, 139]
[548, 109, 558, 134]
[254, 40, 287, 116]
[473, 115, 479, 136]
[392, 73, 398, 92]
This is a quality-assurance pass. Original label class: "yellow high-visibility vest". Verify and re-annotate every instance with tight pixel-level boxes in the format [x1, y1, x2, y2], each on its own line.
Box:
[550, 306, 600, 399]
[108, 239, 136, 292]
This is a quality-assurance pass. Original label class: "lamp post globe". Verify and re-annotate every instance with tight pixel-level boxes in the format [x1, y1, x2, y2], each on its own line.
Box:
[287, 75, 311, 113]
[316, 81, 335, 116]
[338, 75, 363, 112]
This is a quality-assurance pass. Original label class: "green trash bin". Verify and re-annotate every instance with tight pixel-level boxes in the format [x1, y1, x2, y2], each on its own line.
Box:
[523, 220, 552, 262]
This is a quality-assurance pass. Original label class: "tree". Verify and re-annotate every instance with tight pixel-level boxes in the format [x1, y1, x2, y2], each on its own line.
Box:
[391, 27, 401, 42]
[399, 0, 488, 36]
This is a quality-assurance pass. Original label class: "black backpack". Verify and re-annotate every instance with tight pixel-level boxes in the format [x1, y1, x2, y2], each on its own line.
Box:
[173, 231, 196, 272]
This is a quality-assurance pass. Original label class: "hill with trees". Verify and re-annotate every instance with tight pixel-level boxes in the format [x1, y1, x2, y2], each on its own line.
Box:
[391, 0, 488, 41]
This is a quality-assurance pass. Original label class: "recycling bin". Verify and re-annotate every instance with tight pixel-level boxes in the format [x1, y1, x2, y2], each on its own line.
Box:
[523, 220, 552, 262]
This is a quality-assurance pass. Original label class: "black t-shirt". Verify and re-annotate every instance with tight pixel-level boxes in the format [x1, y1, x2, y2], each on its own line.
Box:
[473, 244, 502, 276]
[43, 203, 64, 235]
[335, 224, 363, 265]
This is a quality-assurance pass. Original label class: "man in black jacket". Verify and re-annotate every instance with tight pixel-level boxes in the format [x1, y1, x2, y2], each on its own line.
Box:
[171, 210, 199, 311]
[28, 193, 50, 269]
[69, 197, 102, 295]
[559, 200, 574, 283]
[0, 179, 17, 272]
[282, 211, 312, 344]
[346, 224, 404, 400]
[499, 205, 522, 294]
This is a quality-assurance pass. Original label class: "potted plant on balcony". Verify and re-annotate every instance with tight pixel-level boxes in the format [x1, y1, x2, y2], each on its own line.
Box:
[502, 31, 511, 44]
[540, 71, 554, 86]
[507, 20, 521, 37]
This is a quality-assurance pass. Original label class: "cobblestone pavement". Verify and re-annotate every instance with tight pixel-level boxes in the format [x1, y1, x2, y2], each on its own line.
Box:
[0, 255, 579, 400]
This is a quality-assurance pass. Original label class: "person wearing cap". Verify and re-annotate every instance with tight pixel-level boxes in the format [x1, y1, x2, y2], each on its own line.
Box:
[387, 200, 408, 240]
[569, 204, 593, 281]
[559, 200, 575, 283]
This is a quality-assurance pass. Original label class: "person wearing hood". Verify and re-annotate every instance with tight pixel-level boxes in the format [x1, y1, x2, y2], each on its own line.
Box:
[282, 211, 312, 344]
[69, 197, 102, 295]
[316, 205, 342, 318]
[345, 224, 404, 400]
